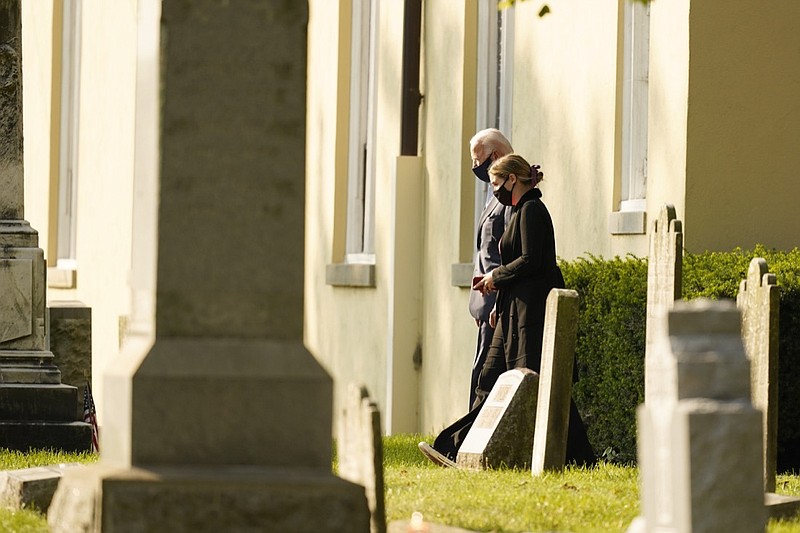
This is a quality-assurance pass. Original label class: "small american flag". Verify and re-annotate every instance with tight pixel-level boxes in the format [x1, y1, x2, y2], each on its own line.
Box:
[83, 381, 100, 452]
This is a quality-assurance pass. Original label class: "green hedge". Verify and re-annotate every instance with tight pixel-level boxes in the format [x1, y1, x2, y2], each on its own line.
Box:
[561, 246, 800, 471]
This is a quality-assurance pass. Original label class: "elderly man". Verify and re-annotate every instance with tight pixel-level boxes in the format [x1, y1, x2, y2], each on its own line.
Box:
[467, 128, 513, 409]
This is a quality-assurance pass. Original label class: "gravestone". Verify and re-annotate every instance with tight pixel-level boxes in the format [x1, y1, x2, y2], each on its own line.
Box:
[47, 1, 370, 531]
[736, 258, 779, 493]
[644, 204, 682, 404]
[630, 299, 766, 533]
[338, 384, 386, 533]
[48, 302, 92, 419]
[457, 368, 539, 470]
[531, 289, 579, 475]
[0, 0, 91, 452]
[0, 463, 82, 512]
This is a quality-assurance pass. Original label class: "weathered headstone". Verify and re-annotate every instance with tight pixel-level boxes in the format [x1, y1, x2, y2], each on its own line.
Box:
[457, 368, 539, 470]
[644, 204, 682, 404]
[736, 258, 779, 492]
[0, 0, 90, 452]
[630, 299, 766, 533]
[338, 384, 386, 533]
[48, 302, 92, 420]
[0, 463, 82, 512]
[48, 1, 370, 531]
[531, 289, 579, 475]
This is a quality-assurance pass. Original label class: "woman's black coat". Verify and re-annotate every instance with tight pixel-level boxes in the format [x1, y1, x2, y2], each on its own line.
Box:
[491, 187, 564, 370]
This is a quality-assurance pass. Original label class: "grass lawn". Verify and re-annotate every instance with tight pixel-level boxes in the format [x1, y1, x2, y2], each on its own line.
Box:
[0, 449, 97, 532]
[2, 437, 799, 532]
[384, 434, 800, 533]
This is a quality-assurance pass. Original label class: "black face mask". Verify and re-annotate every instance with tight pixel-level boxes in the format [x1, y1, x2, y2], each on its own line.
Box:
[471, 155, 492, 183]
[493, 178, 515, 206]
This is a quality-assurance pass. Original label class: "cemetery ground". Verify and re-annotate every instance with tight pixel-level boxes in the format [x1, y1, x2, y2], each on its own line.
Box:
[2, 434, 800, 532]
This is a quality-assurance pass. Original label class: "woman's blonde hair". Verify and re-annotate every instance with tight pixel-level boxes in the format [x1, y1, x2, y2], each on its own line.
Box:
[489, 154, 544, 185]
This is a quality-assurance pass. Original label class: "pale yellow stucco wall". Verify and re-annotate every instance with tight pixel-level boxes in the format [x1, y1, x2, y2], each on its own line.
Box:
[21, 4, 54, 250]
[646, 0, 690, 242]
[22, 2, 138, 422]
[511, 1, 624, 261]
[684, 1, 800, 252]
[417, 1, 479, 433]
[305, 0, 422, 435]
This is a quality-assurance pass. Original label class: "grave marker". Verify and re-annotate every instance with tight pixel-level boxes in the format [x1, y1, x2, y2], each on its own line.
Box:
[531, 289, 579, 475]
[0, 0, 90, 452]
[338, 384, 386, 533]
[457, 368, 539, 470]
[644, 204, 682, 405]
[48, 1, 370, 531]
[631, 299, 766, 533]
[736, 257, 779, 492]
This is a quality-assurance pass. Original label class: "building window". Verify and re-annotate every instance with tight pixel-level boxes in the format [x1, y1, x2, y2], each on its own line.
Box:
[345, 0, 378, 263]
[473, 1, 515, 232]
[609, 0, 649, 235]
[57, 0, 82, 270]
[619, 0, 649, 212]
[48, 0, 82, 289]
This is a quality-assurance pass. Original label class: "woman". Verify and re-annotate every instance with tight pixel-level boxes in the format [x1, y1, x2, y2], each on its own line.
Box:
[419, 154, 594, 467]
[472, 154, 565, 400]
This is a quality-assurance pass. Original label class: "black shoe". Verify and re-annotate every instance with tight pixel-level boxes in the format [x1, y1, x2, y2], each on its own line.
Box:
[418, 442, 458, 468]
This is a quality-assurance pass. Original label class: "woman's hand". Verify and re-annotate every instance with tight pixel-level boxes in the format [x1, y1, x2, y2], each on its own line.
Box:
[489, 307, 497, 329]
[482, 272, 496, 294]
[472, 271, 495, 296]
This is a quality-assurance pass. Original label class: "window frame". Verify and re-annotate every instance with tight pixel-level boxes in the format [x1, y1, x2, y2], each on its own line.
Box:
[619, 0, 649, 212]
[56, 0, 82, 271]
[473, 1, 515, 236]
[345, 0, 379, 262]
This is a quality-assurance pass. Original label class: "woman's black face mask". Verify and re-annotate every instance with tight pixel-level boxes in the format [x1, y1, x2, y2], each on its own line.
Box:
[471, 155, 492, 183]
[493, 177, 515, 206]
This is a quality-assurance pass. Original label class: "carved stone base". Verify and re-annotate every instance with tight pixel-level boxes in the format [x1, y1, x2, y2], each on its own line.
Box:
[0, 352, 61, 384]
[0, 383, 80, 419]
[48, 464, 371, 533]
[0, 420, 91, 452]
[0, 383, 91, 452]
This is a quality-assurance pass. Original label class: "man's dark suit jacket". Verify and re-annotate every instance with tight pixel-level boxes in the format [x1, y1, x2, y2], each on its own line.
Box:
[469, 195, 511, 322]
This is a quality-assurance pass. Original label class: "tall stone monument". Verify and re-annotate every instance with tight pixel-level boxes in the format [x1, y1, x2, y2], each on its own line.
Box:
[48, 1, 369, 531]
[631, 299, 766, 533]
[736, 258, 779, 493]
[0, 0, 90, 451]
[644, 204, 682, 404]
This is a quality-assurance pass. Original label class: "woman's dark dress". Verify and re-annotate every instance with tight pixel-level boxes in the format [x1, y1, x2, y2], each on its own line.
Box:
[433, 188, 595, 465]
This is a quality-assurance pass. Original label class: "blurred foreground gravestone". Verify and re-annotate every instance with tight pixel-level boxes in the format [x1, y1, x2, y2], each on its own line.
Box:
[630, 299, 766, 533]
[47, 1, 369, 531]
[338, 384, 386, 533]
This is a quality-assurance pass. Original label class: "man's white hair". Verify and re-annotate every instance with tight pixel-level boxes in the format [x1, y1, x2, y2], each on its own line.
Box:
[469, 128, 513, 156]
